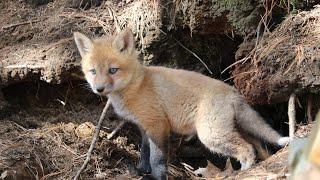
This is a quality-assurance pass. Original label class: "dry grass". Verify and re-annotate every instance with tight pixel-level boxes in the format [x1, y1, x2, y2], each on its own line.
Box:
[229, 5, 320, 77]
[59, 0, 161, 50]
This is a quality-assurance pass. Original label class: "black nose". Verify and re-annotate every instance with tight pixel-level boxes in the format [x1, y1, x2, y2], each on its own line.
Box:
[96, 87, 104, 93]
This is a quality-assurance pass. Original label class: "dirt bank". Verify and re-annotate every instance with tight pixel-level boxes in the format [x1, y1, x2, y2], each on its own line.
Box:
[233, 6, 320, 105]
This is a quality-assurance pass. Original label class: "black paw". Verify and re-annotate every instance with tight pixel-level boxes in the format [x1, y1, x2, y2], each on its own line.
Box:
[137, 162, 152, 175]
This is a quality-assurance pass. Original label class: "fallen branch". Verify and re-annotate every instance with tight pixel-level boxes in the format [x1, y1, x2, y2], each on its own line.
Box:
[288, 93, 296, 139]
[73, 99, 111, 180]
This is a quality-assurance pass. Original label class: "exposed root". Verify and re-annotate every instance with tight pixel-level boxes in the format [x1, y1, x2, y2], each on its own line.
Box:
[288, 93, 296, 139]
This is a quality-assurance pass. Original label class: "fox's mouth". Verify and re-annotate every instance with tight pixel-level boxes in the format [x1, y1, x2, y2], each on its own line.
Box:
[92, 88, 112, 96]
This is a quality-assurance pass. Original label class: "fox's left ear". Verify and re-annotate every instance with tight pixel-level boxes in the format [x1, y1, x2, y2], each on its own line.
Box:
[113, 29, 135, 54]
[74, 32, 93, 58]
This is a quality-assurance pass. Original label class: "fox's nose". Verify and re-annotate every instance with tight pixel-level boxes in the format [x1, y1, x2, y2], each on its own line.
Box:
[96, 87, 104, 93]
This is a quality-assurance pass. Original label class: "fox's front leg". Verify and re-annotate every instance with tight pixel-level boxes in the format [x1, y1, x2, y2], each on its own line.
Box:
[137, 128, 151, 175]
[147, 128, 169, 180]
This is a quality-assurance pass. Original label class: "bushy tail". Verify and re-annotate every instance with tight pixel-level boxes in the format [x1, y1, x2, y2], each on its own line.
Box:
[235, 101, 290, 147]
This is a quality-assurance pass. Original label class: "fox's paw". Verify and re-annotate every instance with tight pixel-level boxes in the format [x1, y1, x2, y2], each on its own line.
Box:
[137, 162, 152, 175]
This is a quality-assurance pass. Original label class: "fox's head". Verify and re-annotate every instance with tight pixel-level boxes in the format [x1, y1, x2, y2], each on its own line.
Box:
[74, 29, 141, 96]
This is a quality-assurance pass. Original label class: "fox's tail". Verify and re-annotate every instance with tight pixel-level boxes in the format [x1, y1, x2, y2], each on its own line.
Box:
[235, 101, 290, 147]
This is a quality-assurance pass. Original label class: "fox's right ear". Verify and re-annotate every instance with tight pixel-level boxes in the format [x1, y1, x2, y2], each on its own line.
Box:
[74, 32, 93, 57]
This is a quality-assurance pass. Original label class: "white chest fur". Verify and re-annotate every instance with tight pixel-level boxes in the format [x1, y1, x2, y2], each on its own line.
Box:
[108, 94, 139, 124]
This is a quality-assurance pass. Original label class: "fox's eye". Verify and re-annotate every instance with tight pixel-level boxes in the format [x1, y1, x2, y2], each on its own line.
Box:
[109, 67, 119, 74]
[89, 69, 96, 75]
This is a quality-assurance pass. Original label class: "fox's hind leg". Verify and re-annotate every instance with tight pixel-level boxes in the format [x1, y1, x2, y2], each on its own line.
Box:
[198, 130, 256, 170]
[196, 103, 256, 170]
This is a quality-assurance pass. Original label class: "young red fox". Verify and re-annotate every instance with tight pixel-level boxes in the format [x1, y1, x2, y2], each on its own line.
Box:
[74, 29, 290, 180]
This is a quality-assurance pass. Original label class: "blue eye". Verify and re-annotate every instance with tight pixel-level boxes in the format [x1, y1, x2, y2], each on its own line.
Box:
[89, 69, 96, 75]
[109, 68, 119, 74]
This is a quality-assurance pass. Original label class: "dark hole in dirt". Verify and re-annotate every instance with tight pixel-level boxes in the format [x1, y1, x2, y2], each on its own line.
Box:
[149, 29, 243, 82]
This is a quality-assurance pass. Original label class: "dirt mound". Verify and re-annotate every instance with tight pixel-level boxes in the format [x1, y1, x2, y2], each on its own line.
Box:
[233, 5, 320, 105]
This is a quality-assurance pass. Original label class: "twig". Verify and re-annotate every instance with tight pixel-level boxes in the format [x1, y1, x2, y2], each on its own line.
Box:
[44, 37, 73, 50]
[223, 70, 255, 82]
[288, 93, 296, 139]
[173, 38, 213, 75]
[4, 64, 45, 69]
[1, 19, 42, 31]
[159, 29, 213, 75]
[221, 56, 251, 74]
[73, 99, 111, 180]
[107, 121, 126, 140]
[40, 169, 65, 180]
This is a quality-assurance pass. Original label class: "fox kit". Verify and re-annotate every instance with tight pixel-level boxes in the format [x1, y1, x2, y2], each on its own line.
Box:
[74, 29, 289, 180]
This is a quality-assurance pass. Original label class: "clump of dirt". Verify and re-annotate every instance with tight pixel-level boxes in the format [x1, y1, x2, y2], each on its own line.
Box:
[233, 5, 320, 105]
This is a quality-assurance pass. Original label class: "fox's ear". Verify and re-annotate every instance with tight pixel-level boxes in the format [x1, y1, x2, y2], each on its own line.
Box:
[74, 32, 93, 57]
[113, 29, 135, 54]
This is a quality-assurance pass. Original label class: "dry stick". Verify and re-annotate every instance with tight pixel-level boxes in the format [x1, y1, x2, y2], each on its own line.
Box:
[73, 99, 111, 180]
[1, 19, 42, 30]
[221, 57, 249, 74]
[173, 38, 213, 75]
[288, 93, 296, 139]
[107, 121, 126, 140]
